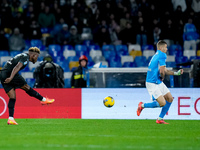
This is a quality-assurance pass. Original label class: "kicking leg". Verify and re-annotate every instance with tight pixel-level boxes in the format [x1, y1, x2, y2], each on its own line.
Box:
[21, 84, 55, 105]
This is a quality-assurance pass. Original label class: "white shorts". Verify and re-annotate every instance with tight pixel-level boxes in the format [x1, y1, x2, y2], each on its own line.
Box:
[146, 82, 170, 101]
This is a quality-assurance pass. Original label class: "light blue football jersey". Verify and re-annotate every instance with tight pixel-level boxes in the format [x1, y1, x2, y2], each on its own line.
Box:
[146, 50, 167, 84]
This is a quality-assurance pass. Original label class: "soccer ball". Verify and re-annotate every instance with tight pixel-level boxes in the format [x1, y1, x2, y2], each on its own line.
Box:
[103, 96, 115, 107]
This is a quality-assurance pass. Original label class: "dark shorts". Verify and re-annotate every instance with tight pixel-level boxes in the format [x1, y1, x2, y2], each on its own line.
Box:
[0, 71, 27, 93]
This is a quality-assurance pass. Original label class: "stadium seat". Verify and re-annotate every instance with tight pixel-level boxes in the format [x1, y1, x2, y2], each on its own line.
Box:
[108, 56, 121, 67]
[141, 45, 154, 51]
[168, 44, 183, 56]
[121, 56, 134, 65]
[146, 56, 153, 64]
[26, 78, 35, 88]
[88, 45, 101, 51]
[0, 50, 9, 56]
[53, 55, 65, 64]
[30, 39, 43, 47]
[115, 45, 128, 52]
[197, 50, 200, 56]
[56, 60, 70, 72]
[48, 44, 62, 58]
[62, 45, 74, 51]
[28, 61, 40, 72]
[101, 60, 109, 67]
[64, 78, 71, 88]
[175, 56, 188, 64]
[67, 56, 79, 63]
[189, 56, 200, 61]
[183, 50, 196, 59]
[143, 50, 155, 59]
[128, 44, 141, 53]
[102, 45, 115, 52]
[90, 49, 102, 60]
[129, 50, 142, 59]
[103, 50, 116, 60]
[21, 72, 33, 79]
[166, 62, 176, 67]
[122, 62, 136, 67]
[166, 55, 175, 62]
[10, 51, 21, 57]
[69, 61, 79, 71]
[82, 40, 94, 47]
[134, 56, 147, 67]
[63, 49, 76, 59]
[75, 45, 88, 57]
[81, 33, 93, 40]
[93, 56, 106, 63]
[0, 56, 11, 66]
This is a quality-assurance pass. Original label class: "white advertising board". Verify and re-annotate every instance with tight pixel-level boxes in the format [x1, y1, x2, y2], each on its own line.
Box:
[82, 88, 200, 120]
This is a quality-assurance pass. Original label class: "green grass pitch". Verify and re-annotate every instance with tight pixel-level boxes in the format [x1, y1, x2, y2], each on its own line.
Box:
[0, 119, 199, 150]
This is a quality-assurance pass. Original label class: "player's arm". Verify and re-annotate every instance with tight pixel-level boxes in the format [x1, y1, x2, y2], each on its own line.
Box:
[159, 66, 166, 81]
[165, 68, 184, 76]
[4, 62, 23, 83]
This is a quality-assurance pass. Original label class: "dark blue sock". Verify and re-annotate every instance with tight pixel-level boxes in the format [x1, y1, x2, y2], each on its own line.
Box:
[144, 101, 160, 108]
[159, 101, 172, 118]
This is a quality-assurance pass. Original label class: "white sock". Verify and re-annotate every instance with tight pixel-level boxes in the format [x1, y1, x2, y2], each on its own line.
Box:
[141, 103, 144, 108]
[9, 117, 14, 120]
[158, 117, 163, 120]
[42, 97, 46, 101]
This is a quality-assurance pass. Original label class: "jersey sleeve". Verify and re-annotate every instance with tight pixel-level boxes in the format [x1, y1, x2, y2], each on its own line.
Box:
[158, 52, 167, 66]
[19, 54, 28, 66]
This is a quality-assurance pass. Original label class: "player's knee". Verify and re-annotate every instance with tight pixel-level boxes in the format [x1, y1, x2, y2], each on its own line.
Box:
[159, 101, 166, 107]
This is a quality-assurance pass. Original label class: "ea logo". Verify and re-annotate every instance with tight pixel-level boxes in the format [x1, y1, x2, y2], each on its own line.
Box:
[0, 96, 7, 116]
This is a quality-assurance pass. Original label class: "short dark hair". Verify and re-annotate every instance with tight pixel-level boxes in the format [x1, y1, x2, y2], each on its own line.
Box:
[157, 40, 167, 48]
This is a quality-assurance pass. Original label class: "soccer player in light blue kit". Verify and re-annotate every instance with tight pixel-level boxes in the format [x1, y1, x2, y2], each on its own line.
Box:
[137, 40, 183, 124]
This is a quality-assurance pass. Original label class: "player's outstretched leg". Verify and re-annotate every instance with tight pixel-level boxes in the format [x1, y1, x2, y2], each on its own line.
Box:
[25, 87, 55, 105]
[41, 97, 55, 105]
[137, 102, 144, 116]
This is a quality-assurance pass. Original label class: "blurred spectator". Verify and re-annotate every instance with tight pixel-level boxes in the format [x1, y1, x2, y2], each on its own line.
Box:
[161, 18, 176, 42]
[135, 17, 147, 46]
[69, 16, 83, 34]
[71, 55, 89, 88]
[120, 22, 136, 45]
[38, 6, 56, 28]
[79, 7, 92, 28]
[33, 55, 64, 88]
[27, 19, 42, 40]
[8, 28, 25, 51]
[110, 25, 123, 45]
[54, 24, 70, 45]
[152, 26, 161, 46]
[171, 0, 187, 12]
[68, 25, 82, 46]
[0, 0, 13, 28]
[94, 26, 111, 47]
[90, 1, 98, 15]
[90, 9, 102, 30]
[183, 18, 199, 50]
[0, 29, 9, 50]
[191, 0, 200, 13]
[120, 12, 132, 30]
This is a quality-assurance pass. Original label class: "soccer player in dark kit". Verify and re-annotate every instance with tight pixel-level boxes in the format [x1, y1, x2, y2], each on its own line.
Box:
[0, 47, 55, 125]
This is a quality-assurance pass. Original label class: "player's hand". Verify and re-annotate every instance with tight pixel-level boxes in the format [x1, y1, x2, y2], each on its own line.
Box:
[4, 77, 12, 83]
[174, 69, 184, 76]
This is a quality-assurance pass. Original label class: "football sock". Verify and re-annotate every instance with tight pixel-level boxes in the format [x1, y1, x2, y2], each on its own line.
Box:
[144, 101, 160, 108]
[42, 97, 46, 102]
[26, 88, 43, 101]
[9, 117, 14, 120]
[8, 98, 16, 117]
[159, 101, 172, 118]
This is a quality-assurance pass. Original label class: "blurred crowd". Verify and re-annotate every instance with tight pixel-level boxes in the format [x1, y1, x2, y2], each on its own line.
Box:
[0, 0, 200, 51]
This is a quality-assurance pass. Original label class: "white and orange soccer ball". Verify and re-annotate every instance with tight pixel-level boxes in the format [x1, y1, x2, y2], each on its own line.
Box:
[103, 96, 115, 108]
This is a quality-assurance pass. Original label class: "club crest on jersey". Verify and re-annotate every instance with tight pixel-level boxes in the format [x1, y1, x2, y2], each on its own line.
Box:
[24, 61, 28, 65]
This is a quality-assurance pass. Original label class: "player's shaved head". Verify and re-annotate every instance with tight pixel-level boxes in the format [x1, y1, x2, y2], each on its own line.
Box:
[157, 40, 167, 49]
